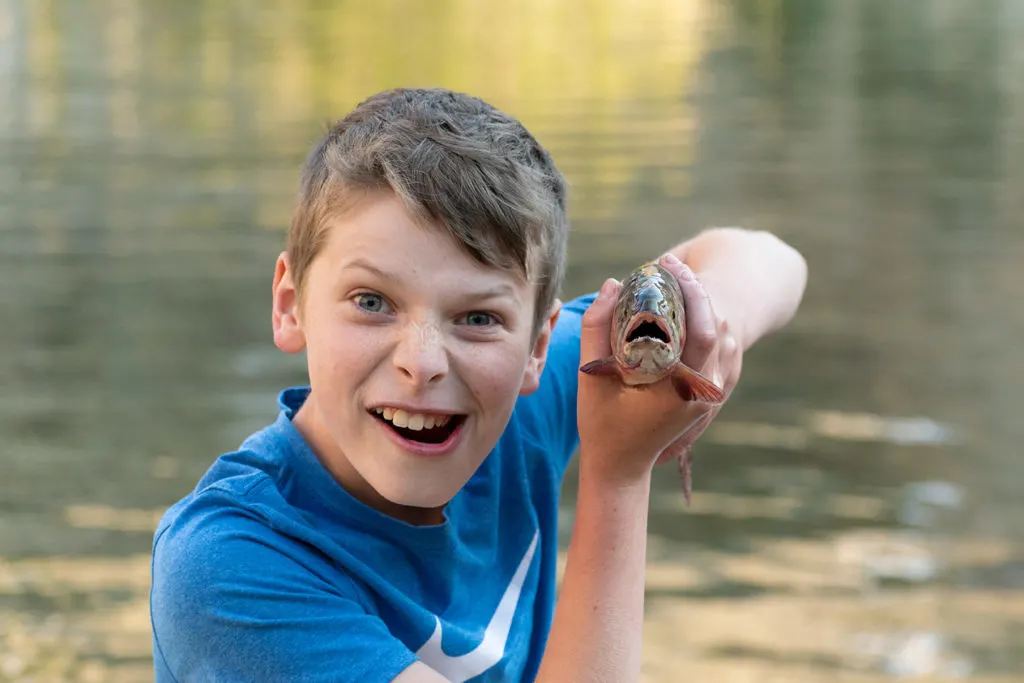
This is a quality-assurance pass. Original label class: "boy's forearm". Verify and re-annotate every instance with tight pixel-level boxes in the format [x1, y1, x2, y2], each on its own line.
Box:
[535, 454, 652, 683]
[671, 227, 807, 350]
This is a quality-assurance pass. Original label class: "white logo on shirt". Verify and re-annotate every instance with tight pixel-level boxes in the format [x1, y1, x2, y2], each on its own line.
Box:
[415, 530, 539, 682]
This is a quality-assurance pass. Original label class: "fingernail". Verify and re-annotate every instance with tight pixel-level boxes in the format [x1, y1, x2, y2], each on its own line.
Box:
[599, 278, 617, 298]
[661, 253, 682, 267]
[679, 264, 695, 281]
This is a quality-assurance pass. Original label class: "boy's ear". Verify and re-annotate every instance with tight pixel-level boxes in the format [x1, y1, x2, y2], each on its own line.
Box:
[272, 252, 307, 354]
[519, 300, 562, 396]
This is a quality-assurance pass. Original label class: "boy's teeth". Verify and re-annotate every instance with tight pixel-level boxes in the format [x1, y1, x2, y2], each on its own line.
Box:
[375, 408, 454, 430]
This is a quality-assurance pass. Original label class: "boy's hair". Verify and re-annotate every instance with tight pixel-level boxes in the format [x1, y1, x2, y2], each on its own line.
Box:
[287, 88, 570, 336]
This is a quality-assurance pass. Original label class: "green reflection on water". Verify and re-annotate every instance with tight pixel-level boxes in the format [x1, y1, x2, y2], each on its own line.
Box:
[2, 0, 1023, 680]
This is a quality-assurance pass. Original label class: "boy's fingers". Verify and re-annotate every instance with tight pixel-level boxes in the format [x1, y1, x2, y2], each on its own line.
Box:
[657, 251, 688, 284]
[673, 262, 719, 372]
[658, 253, 715, 372]
[580, 278, 620, 365]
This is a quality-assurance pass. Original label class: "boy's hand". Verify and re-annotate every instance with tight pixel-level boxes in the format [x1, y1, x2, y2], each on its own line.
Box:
[577, 255, 742, 486]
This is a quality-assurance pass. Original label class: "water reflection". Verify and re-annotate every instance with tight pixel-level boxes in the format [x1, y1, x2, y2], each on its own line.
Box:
[2, 0, 1023, 680]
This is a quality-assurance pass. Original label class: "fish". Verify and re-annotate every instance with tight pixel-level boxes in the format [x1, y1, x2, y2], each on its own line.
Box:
[579, 261, 725, 504]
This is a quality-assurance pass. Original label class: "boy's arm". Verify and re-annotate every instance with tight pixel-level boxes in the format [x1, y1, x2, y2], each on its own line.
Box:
[534, 256, 734, 682]
[670, 227, 808, 351]
[535, 235, 805, 682]
[517, 226, 806, 471]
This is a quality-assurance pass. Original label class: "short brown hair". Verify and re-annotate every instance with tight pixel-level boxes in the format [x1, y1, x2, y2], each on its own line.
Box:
[287, 88, 569, 336]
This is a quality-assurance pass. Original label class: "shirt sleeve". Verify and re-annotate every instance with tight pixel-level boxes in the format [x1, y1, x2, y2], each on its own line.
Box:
[516, 292, 597, 474]
[151, 499, 418, 683]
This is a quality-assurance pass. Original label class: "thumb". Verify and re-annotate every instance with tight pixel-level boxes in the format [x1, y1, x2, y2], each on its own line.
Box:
[580, 278, 620, 366]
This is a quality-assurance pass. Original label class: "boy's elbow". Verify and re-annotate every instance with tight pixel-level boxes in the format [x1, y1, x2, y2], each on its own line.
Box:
[676, 226, 808, 335]
[724, 228, 806, 285]
[700, 227, 807, 291]
[757, 231, 808, 334]
[762, 230, 807, 294]
[706, 227, 808, 339]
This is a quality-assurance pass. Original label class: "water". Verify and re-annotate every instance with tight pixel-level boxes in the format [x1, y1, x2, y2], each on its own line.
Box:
[2, 0, 1022, 680]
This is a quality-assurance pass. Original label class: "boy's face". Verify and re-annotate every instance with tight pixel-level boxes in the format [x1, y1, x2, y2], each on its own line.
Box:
[272, 192, 559, 525]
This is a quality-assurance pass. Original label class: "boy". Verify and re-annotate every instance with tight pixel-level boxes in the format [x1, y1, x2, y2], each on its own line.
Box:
[150, 88, 807, 682]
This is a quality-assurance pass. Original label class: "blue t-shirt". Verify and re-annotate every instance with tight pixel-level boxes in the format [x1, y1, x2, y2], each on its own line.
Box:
[150, 293, 595, 683]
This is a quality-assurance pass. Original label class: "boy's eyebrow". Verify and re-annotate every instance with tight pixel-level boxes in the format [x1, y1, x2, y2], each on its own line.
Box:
[464, 283, 517, 301]
[343, 258, 399, 282]
[344, 257, 518, 300]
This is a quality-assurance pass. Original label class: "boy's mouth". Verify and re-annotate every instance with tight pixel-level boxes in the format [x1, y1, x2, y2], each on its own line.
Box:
[369, 407, 466, 445]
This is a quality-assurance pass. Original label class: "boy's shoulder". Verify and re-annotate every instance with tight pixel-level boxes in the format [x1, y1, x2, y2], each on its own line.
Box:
[150, 403, 341, 592]
[148, 408, 418, 681]
[153, 396, 303, 542]
[152, 392, 362, 588]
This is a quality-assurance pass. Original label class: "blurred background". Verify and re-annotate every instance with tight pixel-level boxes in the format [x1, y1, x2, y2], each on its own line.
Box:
[1, 0, 1022, 681]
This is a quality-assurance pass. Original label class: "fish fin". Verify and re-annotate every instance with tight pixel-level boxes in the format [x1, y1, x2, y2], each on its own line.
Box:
[678, 448, 693, 507]
[579, 358, 620, 377]
[671, 364, 725, 404]
[656, 436, 686, 466]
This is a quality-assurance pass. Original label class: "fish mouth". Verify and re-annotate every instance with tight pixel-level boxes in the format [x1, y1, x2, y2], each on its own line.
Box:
[625, 313, 671, 344]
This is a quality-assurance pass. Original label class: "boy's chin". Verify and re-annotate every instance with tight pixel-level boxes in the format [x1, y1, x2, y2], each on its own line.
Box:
[374, 477, 465, 512]
[386, 491, 451, 510]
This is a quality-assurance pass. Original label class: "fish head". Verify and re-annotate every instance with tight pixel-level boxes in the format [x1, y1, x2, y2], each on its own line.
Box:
[611, 262, 685, 381]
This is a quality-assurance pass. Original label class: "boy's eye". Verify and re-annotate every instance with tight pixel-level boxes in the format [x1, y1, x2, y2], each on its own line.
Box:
[464, 311, 498, 327]
[355, 293, 391, 314]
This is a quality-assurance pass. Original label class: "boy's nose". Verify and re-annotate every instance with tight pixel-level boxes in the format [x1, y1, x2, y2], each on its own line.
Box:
[392, 320, 449, 387]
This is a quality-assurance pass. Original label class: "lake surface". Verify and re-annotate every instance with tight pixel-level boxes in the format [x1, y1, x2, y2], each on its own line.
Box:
[2, 0, 1022, 680]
